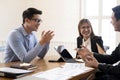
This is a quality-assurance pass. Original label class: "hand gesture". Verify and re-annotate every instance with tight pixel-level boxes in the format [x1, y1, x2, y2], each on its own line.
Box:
[84, 55, 99, 69]
[75, 46, 93, 60]
[39, 30, 54, 45]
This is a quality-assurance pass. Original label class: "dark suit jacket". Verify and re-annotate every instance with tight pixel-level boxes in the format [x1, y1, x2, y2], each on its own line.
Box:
[76, 36, 105, 58]
[94, 43, 120, 79]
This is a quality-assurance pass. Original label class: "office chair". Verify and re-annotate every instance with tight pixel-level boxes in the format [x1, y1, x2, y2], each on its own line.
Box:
[104, 46, 110, 52]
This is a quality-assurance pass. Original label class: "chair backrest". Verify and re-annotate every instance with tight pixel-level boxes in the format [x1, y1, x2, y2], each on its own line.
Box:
[0, 46, 5, 52]
[104, 46, 110, 51]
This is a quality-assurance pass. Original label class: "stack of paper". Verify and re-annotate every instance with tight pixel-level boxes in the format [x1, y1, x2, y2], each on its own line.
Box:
[31, 63, 93, 80]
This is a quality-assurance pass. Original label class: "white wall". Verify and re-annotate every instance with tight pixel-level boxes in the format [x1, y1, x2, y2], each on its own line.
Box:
[0, 0, 80, 43]
[35, 0, 80, 43]
[1, 0, 120, 45]
[116, 0, 120, 45]
[0, 0, 26, 41]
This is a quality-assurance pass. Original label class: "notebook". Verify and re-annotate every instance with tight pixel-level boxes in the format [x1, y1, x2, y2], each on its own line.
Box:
[54, 45, 78, 63]
[0, 67, 33, 79]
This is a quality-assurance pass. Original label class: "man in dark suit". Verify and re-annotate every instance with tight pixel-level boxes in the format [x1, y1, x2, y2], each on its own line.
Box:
[77, 5, 120, 80]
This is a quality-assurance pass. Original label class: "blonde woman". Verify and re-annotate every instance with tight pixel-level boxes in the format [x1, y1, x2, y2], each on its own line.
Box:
[76, 19, 105, 58]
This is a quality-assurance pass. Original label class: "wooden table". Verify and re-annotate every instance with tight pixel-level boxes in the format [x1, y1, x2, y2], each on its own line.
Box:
[0, 56, 96, 80]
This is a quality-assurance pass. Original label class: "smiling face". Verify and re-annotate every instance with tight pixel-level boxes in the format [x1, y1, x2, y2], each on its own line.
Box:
[24, 14, 41, 33]
[29, 14, 41, 31]
[111, 12, 120, 32]
[79, 22, 92, 40]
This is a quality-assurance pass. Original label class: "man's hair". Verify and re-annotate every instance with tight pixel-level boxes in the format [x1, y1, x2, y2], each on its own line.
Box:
[112, 5, 120, 21]
[22, 8, 42, 23]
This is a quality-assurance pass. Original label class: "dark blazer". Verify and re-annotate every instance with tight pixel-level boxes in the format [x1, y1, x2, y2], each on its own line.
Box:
[76, 36, 105, 58]
[94, 43, 120, 79]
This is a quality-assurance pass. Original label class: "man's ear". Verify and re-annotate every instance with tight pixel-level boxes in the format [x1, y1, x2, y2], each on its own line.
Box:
[25, 18, 30, 23]
[116, 19, 120, 28]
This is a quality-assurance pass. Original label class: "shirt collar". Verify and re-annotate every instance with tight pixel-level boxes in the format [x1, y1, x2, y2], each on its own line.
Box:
[83, 37, 90, 43]
[20, 25, 32, 37]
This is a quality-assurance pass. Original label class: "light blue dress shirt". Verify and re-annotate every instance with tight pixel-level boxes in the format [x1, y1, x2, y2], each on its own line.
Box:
[4, 26, 49, 63]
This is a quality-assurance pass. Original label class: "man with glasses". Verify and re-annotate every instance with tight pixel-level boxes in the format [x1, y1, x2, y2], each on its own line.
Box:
[4, 8, 54, 63]
[76, 5, 120, 80]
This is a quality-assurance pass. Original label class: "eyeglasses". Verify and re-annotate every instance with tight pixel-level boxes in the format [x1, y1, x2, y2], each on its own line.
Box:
[31, 18, 42, 23]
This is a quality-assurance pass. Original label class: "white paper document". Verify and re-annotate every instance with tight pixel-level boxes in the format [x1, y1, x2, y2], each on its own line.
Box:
[32, 63, 93, 80]
[62, 63, 93, 71]
[14, 76, 47, 80]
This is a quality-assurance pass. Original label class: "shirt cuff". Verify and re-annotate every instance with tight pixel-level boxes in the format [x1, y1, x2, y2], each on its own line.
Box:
[98, 63, 107, 71]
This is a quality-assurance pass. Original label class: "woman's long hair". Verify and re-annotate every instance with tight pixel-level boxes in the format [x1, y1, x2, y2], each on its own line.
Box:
[78, 18, 96, 38]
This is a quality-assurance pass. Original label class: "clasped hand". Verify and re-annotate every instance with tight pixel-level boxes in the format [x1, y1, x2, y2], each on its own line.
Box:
[75, 46, 99, 69]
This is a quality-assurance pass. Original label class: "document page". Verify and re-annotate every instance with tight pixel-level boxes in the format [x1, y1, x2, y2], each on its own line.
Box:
[32, 63, 93, 80]
[62, 63, 93, 71]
